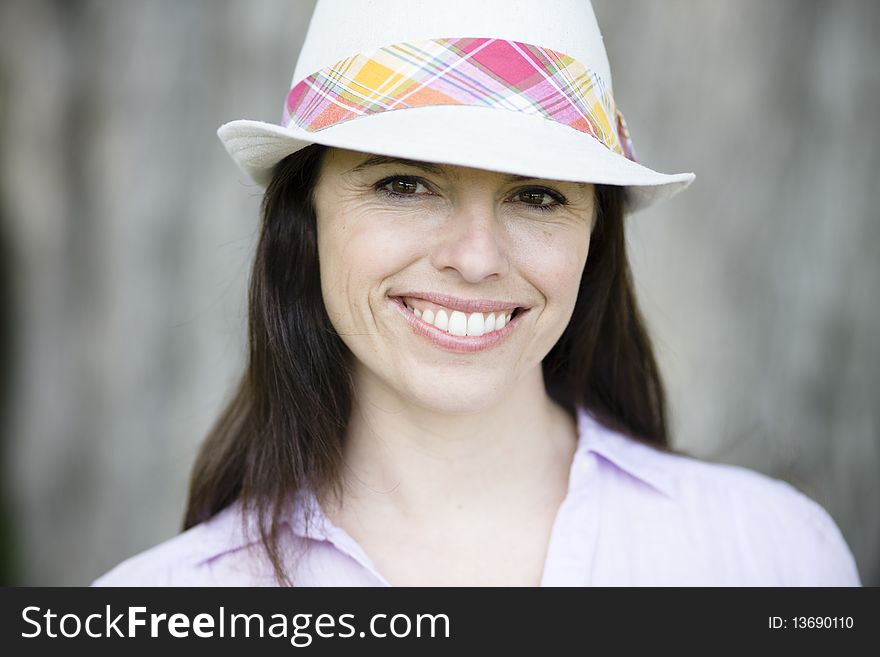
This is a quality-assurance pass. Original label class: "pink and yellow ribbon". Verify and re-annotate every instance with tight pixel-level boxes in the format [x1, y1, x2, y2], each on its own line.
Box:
[283, 37, 638, 162]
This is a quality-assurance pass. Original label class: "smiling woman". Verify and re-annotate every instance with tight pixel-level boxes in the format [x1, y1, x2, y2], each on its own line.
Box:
[316, 149, 594, 369]
[92, 0, 860, 587]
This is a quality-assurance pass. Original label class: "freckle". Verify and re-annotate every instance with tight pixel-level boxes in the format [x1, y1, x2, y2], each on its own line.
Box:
[543, 230, 552, 239]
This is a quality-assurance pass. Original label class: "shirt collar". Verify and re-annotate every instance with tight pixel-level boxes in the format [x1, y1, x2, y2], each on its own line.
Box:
[575, 407, 678, 499]
[192, 493, 334, 567]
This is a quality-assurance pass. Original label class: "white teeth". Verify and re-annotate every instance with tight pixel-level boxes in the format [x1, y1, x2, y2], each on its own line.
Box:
[466, 312, 484, 337]
[403, 299, 519, 337]
[448, 310, 468, 336]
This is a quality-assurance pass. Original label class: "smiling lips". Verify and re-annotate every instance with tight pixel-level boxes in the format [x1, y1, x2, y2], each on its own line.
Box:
[391, 293, 528, 352]
[402, 300, 512, 337]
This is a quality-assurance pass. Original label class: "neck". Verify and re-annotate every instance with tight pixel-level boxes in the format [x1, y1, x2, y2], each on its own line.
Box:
[323, 363, 578, 524]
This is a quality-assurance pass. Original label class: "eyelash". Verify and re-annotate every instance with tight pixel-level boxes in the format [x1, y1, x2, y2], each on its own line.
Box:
[372, 175, 568, 213]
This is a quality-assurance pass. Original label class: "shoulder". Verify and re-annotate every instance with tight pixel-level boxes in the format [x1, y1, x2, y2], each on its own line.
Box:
[689, 460, 861, 585]
[90, 503, 270, 587]
[603, 429, 861, 585]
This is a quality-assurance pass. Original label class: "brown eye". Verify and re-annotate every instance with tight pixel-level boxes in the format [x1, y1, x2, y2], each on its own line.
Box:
[509, 186, 568, 213]
[518, 186, 569, 209]
[518, 190, 552, 205]
[390, 179, 419, 194]
[377, 176, 430, 197]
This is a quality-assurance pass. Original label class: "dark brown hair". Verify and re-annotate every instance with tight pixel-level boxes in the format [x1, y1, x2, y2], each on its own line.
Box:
[183, 144, 668, 584]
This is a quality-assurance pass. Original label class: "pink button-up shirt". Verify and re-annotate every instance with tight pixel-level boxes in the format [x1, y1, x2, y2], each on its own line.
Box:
[93, 408, 861, 586]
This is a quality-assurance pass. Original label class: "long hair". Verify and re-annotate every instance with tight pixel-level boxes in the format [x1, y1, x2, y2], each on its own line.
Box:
[184, 143, 669, 584]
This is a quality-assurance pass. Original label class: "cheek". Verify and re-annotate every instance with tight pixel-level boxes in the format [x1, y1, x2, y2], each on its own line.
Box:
[512, 224, 590, 311]
[317, 206, 424, 326]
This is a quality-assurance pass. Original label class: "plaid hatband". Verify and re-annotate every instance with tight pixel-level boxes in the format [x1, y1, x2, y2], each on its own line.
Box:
[283, 37, 638, 162]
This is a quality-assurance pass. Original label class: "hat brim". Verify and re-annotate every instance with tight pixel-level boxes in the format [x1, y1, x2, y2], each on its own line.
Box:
[217, 105, 694, 213]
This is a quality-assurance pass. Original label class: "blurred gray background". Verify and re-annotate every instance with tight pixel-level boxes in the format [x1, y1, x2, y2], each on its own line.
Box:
[0, 0, 877, 586]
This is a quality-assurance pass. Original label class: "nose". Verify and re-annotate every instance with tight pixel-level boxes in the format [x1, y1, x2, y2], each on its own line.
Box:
[430, 196, 509, 283]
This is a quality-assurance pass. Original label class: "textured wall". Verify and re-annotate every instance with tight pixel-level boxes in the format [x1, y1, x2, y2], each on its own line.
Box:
[0, 0, 876, 585]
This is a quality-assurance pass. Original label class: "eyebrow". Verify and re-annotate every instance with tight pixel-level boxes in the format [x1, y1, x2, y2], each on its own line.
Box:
[348, 154, 588, 187]
[349, 155, 446, 176]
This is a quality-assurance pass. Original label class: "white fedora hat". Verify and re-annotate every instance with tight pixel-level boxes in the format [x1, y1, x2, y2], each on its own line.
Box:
[217, 0, 694, 213]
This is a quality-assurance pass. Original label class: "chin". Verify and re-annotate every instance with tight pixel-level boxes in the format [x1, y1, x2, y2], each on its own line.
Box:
[400, 378, 509, 415]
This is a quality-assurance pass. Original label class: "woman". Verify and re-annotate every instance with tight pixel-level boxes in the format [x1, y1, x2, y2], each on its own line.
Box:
[94, 0, 860, 586]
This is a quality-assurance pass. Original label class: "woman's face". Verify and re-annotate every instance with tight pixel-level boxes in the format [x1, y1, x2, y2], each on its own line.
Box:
[313, 148, 596, 413]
